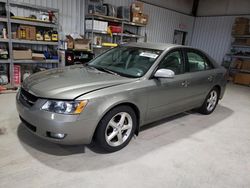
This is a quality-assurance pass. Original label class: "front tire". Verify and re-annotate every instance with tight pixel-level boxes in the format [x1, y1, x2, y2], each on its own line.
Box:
[198, 88, 219, 115]
[94, 105, 137, 152]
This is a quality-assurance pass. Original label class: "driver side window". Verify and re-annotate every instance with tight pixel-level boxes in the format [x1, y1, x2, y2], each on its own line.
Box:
[158, 50, 183, 75]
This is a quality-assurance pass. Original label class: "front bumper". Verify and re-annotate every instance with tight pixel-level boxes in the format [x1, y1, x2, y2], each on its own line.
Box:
[16, 92, 98, 145]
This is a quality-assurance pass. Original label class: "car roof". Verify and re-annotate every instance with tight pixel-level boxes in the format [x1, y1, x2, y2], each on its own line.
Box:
[122, 42, 184, 51]
[121, 42, 219, 67]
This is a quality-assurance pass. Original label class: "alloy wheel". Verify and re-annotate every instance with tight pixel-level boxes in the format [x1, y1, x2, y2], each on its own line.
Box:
[105, 112, 133, 147]
[206, 90, 218, 112]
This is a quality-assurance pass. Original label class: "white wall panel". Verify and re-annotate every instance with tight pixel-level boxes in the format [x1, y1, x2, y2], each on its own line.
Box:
[103, 0, 133, 7]
[143, 3, 194, 45]
[191, 16, 250, 64]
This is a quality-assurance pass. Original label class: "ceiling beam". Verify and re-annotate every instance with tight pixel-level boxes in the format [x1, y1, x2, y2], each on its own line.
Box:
[191, 0, 200, 16]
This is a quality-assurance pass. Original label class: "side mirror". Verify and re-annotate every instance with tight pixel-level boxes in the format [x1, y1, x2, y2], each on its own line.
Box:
[154, 69, 175, 78]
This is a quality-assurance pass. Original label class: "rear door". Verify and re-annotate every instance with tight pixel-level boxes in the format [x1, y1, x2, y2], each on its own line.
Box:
[182, 48, 216, 106]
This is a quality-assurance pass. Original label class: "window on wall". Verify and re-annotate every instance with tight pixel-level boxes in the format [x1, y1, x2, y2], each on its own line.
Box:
[186, 51, 212, 72]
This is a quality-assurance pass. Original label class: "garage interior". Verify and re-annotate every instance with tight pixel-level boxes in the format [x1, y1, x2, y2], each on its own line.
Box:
[0, 0, 250, 187]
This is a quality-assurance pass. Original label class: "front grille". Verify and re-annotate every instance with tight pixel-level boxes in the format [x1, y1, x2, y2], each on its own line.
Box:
[19, 88, 38, 107]
[20, 116, 37, 132]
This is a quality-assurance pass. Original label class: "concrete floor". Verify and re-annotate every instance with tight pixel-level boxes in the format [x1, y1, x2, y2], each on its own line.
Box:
[0, 83, 249, 188]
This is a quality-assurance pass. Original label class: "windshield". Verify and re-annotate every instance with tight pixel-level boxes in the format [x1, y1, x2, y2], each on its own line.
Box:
[88, 46, 162, 78]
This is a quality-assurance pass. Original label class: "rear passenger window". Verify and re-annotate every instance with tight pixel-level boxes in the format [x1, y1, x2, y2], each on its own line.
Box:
[187, 51, 213, 72]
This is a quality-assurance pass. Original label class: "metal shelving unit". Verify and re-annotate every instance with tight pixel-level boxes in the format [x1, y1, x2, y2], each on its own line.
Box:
[0, 0, 60, 87]
[9, 0, 58, 12]
[231, 44, 250, 48]
[10, 18, 57, 28]
[228, 34, 250, 60]
[85, 14, 146, 52]
[0, 17, 7, 22]
[227, 54, 250, 59]
[12, 39, 58, 46]
[0, 38, 9, 43]
[232, 35, 250, 38]
[0, 59, 11, 63]
[224, 34, 250, 81]
[12, 59, 58, 64]
[85, 29, 144, 38]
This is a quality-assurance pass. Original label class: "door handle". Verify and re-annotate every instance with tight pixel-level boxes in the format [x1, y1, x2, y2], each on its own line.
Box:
[181, 80, 189, 87]
[208, 75, 214, 82]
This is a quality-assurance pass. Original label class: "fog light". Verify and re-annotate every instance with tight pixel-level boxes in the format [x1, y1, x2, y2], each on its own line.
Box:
[48, 132, 66, 139]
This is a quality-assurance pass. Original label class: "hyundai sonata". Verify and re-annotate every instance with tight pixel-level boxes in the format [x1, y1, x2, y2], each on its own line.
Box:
[16, 42, 227, 152]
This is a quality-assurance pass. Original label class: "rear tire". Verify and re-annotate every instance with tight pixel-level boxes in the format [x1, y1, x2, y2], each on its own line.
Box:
[94, 105, 137, 152]
[198, 88, 219, 115]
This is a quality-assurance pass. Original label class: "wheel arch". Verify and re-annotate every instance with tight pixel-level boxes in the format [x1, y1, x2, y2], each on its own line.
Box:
[92, 101, 141, 141]
[213, 85, 221, 98]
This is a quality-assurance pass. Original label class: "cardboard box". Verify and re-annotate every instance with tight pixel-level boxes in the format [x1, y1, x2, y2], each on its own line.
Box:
[241, 61, 250, 70]
[13, 50, 32, 60]
[235, 17, 249, 24]
[85, 20, 108, 31]
[233, 60, 243, 69]
[86, 20, 99, 31]
[246, 38, 250, 45]
[74, 38, 90, 51]
[234, 38, 247, 45]
[234, 73, 250, 86]
[131, 1, 143, 13]
[98, 21, 108, 31]
[140, 14, 148, 25]
[66, 35, 90, 51]
[32, 53, 45, 60]
[131, 12, 141, 23]
[17, 26, 26, 39]
[28, 26, 36, 40]
[232, 24, 249, 35]
[17, 25, 36, 40]
[66, 35, 74, 49]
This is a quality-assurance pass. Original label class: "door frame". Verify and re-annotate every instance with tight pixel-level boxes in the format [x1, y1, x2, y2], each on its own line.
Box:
[149, 48, 186, 79]
[173, 30, 188, 45]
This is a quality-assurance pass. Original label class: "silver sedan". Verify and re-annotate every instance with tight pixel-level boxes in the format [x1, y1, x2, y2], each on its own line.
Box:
[16, 42, 227, 152]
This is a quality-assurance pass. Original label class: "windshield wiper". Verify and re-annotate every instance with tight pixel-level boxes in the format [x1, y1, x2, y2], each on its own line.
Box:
[89, 66, 120, 76]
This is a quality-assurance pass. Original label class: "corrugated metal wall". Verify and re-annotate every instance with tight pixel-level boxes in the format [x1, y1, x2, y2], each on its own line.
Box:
[143, 3, 194, 44]
[103, 0, 133, 7]
[11, 0, 84, 35]
[191, 15, 250, 64]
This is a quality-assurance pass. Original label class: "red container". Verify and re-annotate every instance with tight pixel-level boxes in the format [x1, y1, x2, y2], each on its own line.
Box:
[110, 26, 122, 33]
[13, 65, 21, 86]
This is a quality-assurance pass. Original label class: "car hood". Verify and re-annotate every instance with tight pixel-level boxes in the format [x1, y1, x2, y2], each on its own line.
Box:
[22, 65, 136, 100]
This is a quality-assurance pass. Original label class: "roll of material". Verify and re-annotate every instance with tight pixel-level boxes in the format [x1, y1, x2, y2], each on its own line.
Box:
[0, 75, 8, 85]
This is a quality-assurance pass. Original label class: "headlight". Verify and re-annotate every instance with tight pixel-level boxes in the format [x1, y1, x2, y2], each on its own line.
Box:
[41, 100, 88, 115]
